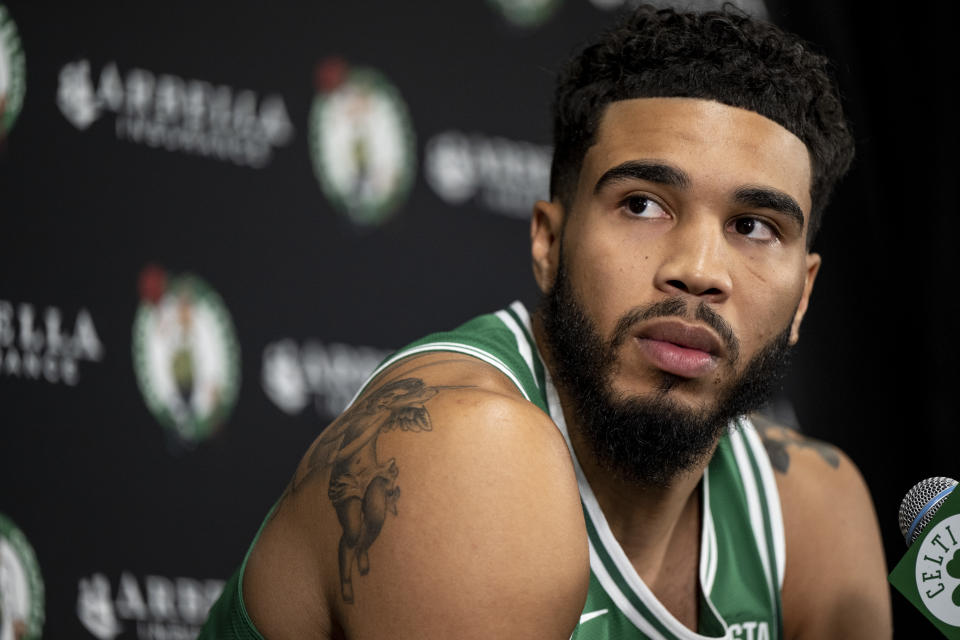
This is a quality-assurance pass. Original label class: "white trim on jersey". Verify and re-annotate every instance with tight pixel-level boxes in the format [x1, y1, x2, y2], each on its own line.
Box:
[513, 301, 551, 385]
[345, 341, 531, 409]
[741, 419, 786, 589]
[700, 469, 720, 595]
[543, 365, 578, 457]
[699, 468, 727, 633]
[495, 309, 540, 391]
[728, 428, 778, 620]
[508, 300, 534, 333]
[588, 545, 672, 640]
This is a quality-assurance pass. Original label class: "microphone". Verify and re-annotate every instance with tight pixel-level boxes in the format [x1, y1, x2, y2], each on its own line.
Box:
[890, 476, 960, 638]
[899, 476, 959, 547]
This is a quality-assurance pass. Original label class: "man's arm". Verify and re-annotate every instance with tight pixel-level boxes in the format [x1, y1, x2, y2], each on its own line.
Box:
[752, 413, 893, 639]
[244, 353, 590, 639]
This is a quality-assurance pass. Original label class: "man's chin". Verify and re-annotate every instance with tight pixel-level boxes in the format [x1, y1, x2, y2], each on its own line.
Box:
[576, 393, 730, 487]
[610, 369, 731, 407]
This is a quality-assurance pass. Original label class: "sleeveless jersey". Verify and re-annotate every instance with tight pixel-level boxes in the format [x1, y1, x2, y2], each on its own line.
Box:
[199, 301, 785, 640]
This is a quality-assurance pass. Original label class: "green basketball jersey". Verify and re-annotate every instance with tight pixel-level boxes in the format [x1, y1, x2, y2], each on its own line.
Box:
[199, 301, 785, 640]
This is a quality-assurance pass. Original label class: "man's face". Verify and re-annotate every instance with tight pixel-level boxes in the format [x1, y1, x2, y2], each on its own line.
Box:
[533, 98, 820, 483]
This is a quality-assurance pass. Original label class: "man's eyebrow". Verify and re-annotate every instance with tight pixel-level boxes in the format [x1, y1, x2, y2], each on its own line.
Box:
[734, 186, 806, 229]
[593, 161, 690, 194]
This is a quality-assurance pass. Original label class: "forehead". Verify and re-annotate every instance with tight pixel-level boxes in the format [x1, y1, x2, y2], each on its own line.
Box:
[580, 97, 813, 214]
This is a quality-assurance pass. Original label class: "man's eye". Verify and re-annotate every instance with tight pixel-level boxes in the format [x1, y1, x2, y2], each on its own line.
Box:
[730, 216, 777, 241]
[622, 195, 667, 218]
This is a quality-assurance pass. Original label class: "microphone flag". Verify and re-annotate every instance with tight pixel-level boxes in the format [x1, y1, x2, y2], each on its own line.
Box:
[890, 487, 960, 638]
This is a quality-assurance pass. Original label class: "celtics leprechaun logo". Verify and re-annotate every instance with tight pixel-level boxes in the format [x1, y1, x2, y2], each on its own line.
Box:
[132, 266, 240, 445]
[0, 513, 43, 640]
[487, 0, 562, 27]
[308, 58, 416, 227]
[0, 4, 26, 138]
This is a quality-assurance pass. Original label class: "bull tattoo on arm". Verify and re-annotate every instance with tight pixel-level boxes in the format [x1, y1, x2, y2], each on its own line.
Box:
[281, 375, 470, 603]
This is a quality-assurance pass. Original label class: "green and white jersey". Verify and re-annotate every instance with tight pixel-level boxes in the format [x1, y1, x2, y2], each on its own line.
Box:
[363, 301, 785, 640]
[199, 302, 784, 640]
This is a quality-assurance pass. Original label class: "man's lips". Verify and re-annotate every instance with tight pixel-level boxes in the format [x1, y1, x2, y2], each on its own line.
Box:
[634, 320, 724, 378]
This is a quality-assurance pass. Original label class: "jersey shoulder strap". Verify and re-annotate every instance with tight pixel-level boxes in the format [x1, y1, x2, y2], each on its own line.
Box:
[571, 421, 786, 640]
[350, 301, 547, 413]
[703, 419, 785, 638]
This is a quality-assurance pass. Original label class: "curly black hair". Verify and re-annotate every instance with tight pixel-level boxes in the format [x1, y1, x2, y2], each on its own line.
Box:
[550, 5, 853, 244]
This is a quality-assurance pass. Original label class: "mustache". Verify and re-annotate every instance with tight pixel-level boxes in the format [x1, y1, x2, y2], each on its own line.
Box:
[609, 297, 741, 364]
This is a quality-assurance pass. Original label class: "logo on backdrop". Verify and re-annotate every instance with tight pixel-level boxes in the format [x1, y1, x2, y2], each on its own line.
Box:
[262, 339, 390, 419]
[132, 266, 240, 446]
[56, 59, 293, 168]
[0, 300, 104, 385]
[487, 0, 562, 27]
[425, 130, 551, 219]
[915, 514, 960, 626]
[308, 58, 416, 227]
[0, 4, 26, 138]
[77, 572, 223, 640]
[0, 513, 44, 640]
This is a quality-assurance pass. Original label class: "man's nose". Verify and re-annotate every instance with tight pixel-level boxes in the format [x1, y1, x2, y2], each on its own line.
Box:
[653, 215, 732, 302]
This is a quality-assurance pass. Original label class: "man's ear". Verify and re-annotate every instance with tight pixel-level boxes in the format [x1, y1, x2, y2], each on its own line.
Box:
[790, 252, 821, 345]
[531, 199, 566, 294]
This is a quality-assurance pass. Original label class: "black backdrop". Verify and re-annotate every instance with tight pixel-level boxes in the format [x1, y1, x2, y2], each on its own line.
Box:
[0, 1, 955, 637]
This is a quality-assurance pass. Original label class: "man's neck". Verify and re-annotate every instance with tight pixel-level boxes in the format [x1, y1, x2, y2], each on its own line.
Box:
[531, 312, 712, 583]
[564, 396, 711, 582]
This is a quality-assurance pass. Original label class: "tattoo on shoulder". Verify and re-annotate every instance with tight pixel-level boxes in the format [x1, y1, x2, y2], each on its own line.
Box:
[278, 376, 472, 604]
[751, 415, 840, 474]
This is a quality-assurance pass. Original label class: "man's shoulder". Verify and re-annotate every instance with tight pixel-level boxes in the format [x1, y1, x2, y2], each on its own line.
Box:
[246, 352, 589, 639]
[748, 411, 871, 547]
[748, 412, 892, 638]
[324, 353, 590, 637]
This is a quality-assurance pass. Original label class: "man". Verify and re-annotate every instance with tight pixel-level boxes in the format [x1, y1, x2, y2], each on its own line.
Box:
[201, 6, 892, 639]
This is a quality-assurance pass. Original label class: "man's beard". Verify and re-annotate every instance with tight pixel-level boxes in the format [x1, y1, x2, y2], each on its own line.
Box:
[539, 256, 794, 488]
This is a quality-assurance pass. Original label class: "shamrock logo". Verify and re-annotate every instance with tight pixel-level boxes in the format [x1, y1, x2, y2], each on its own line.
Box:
[946, 549, 960, 606]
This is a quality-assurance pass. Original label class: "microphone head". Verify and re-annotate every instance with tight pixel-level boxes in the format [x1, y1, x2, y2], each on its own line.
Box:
[899, 476, 958, 547]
